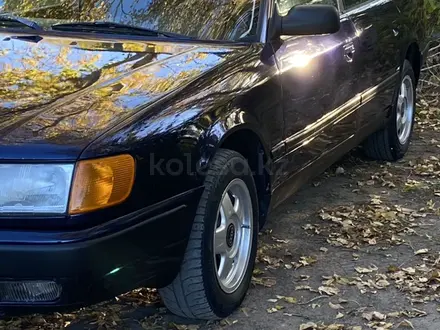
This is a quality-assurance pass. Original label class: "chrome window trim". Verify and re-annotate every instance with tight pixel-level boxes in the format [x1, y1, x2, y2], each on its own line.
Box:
[337, 0, 345, 12]
[259, 0, 271, 43]
[340, 0, 391, 15]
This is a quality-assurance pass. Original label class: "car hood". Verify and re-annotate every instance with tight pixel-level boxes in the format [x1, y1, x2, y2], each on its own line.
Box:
[0, 32, 244, 160]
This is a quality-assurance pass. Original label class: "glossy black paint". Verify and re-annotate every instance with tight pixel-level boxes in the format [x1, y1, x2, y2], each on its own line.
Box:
[348, 0, 401, 132]
[0, 187, 202, 312]
[0, 0, 429, 310]
[272, 16, 358, 195]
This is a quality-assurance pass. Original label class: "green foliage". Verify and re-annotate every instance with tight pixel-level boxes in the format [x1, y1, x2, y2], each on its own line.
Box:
[402, 0, 440, 37]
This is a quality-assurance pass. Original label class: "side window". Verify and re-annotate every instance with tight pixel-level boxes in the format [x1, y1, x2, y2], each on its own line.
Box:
[343, 0, 369, 10]
[276, 0, 338, 16]
[226, 1, 260, 40]
[199, 0, 260, 40]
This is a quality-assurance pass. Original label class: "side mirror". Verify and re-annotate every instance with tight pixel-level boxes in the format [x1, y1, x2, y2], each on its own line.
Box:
[278, 5, 340, 37]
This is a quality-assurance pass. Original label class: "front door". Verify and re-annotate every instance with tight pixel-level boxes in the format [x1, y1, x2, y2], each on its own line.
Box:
[272, 1, 360, 194]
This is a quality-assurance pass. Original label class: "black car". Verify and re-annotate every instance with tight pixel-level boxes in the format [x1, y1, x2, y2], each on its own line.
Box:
[0, 0, 430, 320]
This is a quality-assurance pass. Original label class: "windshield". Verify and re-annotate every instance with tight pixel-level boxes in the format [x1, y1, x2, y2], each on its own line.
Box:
[0, 0, 259, 40]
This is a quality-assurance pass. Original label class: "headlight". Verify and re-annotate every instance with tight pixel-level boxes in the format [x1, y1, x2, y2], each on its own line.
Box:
[0, 164, 74, 214]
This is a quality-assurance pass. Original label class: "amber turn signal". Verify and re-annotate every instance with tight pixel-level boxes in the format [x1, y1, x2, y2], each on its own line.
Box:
[69, 155, 135, 215]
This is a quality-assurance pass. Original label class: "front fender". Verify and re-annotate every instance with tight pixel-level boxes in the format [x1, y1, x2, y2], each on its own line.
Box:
[197, 108, 273, 173]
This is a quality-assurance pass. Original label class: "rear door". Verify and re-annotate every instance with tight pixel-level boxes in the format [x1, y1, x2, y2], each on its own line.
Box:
[342, 0, 402, 134]
[272, 0, 360, 189]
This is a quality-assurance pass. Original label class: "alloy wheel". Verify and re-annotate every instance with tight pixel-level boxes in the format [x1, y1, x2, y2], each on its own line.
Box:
[213, 178, 253, 294]
[396, 75, 414, 145]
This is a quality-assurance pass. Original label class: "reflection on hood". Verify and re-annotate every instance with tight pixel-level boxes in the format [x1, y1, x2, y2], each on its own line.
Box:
[0, 34, 230, 146]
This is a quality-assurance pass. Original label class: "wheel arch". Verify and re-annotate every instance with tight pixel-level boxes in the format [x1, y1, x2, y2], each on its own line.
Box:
[201, 112, 274, 228]
[402, 42, 422, 85]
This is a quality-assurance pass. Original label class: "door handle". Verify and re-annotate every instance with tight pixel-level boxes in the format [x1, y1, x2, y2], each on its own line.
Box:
[343, 42, 355, 63]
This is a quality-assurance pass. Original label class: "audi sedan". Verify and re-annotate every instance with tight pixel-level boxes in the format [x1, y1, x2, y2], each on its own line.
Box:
[0, 0, 429, 320]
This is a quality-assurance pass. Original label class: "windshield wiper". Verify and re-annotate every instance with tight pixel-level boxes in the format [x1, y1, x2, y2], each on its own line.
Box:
[0, 14, 43, 30]
[51, 21, 194, 39]
[52, 22, 160, 36]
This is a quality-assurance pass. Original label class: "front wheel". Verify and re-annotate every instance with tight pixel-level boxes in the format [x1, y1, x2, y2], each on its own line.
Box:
[363, 59, 416, 161]
[159, 149, 259, 320]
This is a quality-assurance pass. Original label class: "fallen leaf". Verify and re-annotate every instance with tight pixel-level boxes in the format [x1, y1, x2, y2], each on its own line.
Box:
[299, 256, 317, 266]
[403, 308, 427, 318]
[241, 308, 249, 317]
[388, 311, 401, 318]
[415, 248, 429, 255]
[271, 236, 289, 244]
[362, 311, 386, 321]
[319, 286, 340, 296]
[171, 324, 200, 330]
[402, 267, 416, 275]
[299, 322, 317, 330]
[368, 238, 377, 245]
[326, 325, 345, 330]
[376, 279, 390, 288]
[397, 320, 414, 329]
[295, 285, 313, 291]
[387, 265, 400, 273]
[329, 302, 344, 310]
[282, 296, 297, 304]
[355, 265, 378, 274]
[336, 238, 349, 245]
[252, 276, 276, 287]
[266, 305, 284, 314]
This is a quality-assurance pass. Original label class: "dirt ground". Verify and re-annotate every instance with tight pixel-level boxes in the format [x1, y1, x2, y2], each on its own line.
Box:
[3, 50, 440, 330]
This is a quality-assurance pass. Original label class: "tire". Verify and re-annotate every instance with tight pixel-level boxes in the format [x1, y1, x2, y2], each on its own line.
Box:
[363, 59, 416, 161]
[159, 149, 259, 320]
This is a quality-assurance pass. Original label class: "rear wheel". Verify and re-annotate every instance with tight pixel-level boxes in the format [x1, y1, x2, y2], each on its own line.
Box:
[159, 149, 259, 320]
[363, 59, 416, 161]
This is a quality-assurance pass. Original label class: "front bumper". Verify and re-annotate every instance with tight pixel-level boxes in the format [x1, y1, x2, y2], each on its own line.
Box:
[0, 187, 202, 314]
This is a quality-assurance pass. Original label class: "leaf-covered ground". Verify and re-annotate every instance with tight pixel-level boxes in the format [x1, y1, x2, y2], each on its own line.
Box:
[3, 46, 440, 330]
